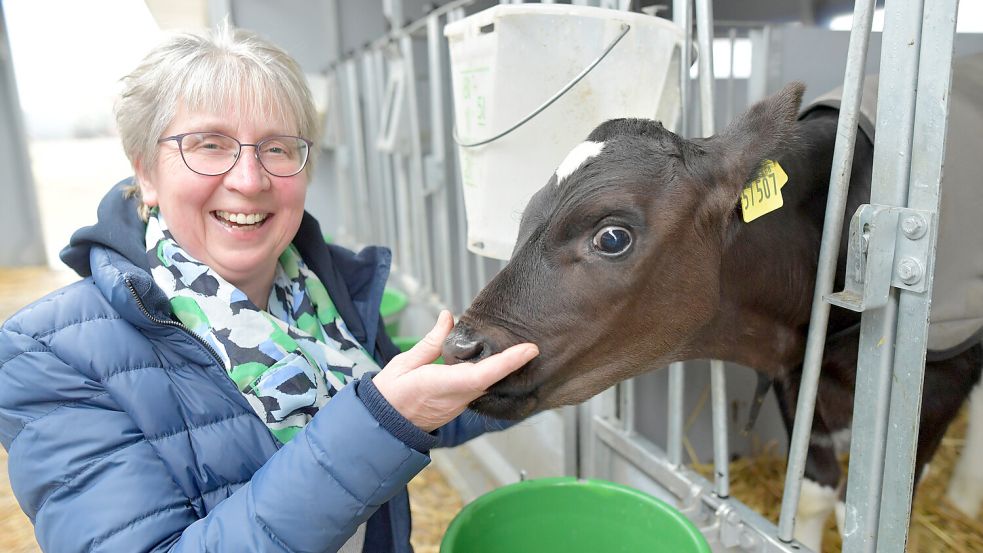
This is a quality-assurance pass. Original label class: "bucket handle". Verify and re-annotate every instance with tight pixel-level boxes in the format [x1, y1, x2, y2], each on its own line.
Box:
[453, 23, 631, 148]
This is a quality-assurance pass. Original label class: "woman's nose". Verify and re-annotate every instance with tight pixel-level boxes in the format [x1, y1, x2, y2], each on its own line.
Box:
[224, 148, 270, 195]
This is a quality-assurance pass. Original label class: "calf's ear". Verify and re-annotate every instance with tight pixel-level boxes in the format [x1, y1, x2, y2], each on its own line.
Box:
[702, 81, 805, 206]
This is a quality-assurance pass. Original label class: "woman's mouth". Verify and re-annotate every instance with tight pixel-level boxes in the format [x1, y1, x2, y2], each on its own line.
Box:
[212, 210, 271, 229]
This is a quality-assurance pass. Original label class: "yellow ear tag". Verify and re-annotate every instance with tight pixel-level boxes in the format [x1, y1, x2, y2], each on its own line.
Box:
[740, 160, 789, 223]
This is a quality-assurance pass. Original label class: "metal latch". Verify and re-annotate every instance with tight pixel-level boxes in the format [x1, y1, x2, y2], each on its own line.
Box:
[825, 204, 935, 312]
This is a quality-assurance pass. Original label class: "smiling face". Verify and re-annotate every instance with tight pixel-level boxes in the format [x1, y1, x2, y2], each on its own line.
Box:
[136, 102, 308, 307]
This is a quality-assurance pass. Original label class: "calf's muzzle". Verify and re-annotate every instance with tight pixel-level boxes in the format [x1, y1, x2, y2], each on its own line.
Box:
[442, 322, 497, 364]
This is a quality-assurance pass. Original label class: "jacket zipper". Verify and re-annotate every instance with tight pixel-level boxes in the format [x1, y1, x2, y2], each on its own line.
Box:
[124, 277, 284, 451]
[124, 277, 224, 367]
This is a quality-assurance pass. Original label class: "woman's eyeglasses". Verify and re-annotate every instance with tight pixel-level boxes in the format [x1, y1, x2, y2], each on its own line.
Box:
[158, 132, 313, 177]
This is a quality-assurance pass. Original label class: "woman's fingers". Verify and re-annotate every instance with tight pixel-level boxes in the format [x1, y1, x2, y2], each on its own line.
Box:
[373, 311, 539, 431]
[392, 310, 454, 370]
[463, 342, 539, 394]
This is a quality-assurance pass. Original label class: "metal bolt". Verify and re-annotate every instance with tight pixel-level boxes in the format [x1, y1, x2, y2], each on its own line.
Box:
[897, 257, 923, 285]
[901, 215, 927, 240]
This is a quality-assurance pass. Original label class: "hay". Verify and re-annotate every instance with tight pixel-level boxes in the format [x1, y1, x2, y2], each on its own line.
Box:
[692, 408, 983, 552]
[409, 464, 463, 553]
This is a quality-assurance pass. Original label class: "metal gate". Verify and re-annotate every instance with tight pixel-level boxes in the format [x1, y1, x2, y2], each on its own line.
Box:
[309, 0, 965, 550]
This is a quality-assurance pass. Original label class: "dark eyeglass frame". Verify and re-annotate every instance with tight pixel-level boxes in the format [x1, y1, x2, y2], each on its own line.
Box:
[158, 132, 314, 177]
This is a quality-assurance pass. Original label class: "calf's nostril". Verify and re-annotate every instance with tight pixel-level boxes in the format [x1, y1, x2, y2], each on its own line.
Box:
[445, 336, 485, 362]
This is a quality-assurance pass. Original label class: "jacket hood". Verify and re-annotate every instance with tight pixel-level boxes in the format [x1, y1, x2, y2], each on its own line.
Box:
[60, 178, 393, 354]
[61, 179, 148, 277]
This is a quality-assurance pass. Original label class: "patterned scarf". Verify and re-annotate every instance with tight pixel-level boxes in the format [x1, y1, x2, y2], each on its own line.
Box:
[145, 211, 380, 444]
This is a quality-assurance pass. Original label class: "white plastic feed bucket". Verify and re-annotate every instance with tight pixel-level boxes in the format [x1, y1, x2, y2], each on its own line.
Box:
[445, 5, 686, 260]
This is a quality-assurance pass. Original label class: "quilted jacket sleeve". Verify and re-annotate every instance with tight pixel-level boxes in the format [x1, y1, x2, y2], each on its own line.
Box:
[0, 320, 429, 553]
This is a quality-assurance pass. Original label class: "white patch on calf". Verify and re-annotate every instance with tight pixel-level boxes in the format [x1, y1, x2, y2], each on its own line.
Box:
[555, 141, 605, 186]
[947, 381, 983, 517]
[809, 428, 852, 452]
[835, 501, 846, 538]
[831, 428, 852, 453]
[795, 478, 838, 553]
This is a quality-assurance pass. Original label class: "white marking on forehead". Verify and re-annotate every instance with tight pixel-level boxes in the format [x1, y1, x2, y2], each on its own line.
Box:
[554, 141, 605, 186]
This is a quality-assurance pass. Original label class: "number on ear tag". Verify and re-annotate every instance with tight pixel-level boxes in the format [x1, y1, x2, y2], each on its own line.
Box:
[740, 160, 789, 223]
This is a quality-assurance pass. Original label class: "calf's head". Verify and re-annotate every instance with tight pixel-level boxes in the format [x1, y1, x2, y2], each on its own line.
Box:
[443, 83, 805, 419]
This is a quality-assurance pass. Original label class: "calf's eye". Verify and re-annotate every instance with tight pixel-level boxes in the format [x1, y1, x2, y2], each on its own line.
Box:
[592, 226, 632, 256]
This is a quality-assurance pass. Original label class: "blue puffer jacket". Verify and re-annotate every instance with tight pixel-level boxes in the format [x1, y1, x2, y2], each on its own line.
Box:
[0, 180, 504, 552]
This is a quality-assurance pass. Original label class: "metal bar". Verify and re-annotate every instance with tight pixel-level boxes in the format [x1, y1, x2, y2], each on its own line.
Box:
[561, 405, 580, 477]
[619, 377, 636, 433]
[674, 0, 691, 138]
[777, 0, 877, 541]
[343, 60, 371, 245]
[695, 0, 729, 501]
[392, 154, 415, 274]
[710, 359, 729, 498]
[694, 0, 715, 137]
[666, 0, 691, 470]
[874, 0, 957, 550]
[667, 362, 685, 466]
[400, 36, 434, 292]
[332, 66, 355, 242]
[842, 1, 925, 551]
[369, 51, 400, 252]
[446, 7, 476, 311]
[593, 416, 801, 553]
[360, 54, 389, 247]
[445, 5, 477, 311]
[725, 27, 737, 125]
[427, 13, 456, 306]
[746, 25, 771, 105]
[426, 15, 446, 185]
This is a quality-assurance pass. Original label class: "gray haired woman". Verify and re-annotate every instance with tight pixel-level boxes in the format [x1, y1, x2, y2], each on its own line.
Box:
[0, 22, 536, 552]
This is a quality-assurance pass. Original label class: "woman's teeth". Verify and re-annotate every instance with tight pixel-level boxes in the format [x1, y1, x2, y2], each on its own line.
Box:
[214, 211, 269, 226]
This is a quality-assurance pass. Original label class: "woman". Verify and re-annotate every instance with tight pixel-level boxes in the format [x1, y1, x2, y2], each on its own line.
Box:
[0, 23, 536, 553]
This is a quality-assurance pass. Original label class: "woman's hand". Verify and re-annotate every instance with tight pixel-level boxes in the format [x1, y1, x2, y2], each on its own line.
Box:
[372, 310, 538, 432]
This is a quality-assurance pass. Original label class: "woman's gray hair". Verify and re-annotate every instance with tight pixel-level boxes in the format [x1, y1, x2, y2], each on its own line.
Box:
[116, 21, 319, 219]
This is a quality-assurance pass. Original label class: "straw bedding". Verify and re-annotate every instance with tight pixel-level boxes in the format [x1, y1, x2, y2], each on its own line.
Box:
[690, 408, 983, 552]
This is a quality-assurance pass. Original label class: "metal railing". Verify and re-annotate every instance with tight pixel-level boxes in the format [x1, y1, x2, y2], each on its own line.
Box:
[321, 0, 959, 551]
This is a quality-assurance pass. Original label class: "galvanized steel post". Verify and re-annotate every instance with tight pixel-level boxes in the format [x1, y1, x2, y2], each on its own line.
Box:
[667, 0, 692, 470]
[694, 0, 730, 501]
[842, 0, 958, 550]
[777, 0, 877, 543]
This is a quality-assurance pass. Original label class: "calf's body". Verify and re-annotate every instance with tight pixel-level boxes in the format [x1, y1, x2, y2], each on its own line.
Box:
[443, 81, 982, 550]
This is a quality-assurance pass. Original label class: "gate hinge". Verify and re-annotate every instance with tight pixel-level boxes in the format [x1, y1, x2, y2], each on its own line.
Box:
[825, 204, 936, 312]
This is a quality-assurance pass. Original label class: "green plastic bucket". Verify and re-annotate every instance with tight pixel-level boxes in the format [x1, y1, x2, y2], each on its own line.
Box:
[440, 477, 710, 553]
[380, 288, 408, 337]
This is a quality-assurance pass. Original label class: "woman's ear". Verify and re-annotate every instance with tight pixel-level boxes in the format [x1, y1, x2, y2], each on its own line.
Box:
[134, 158, 159, 207]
